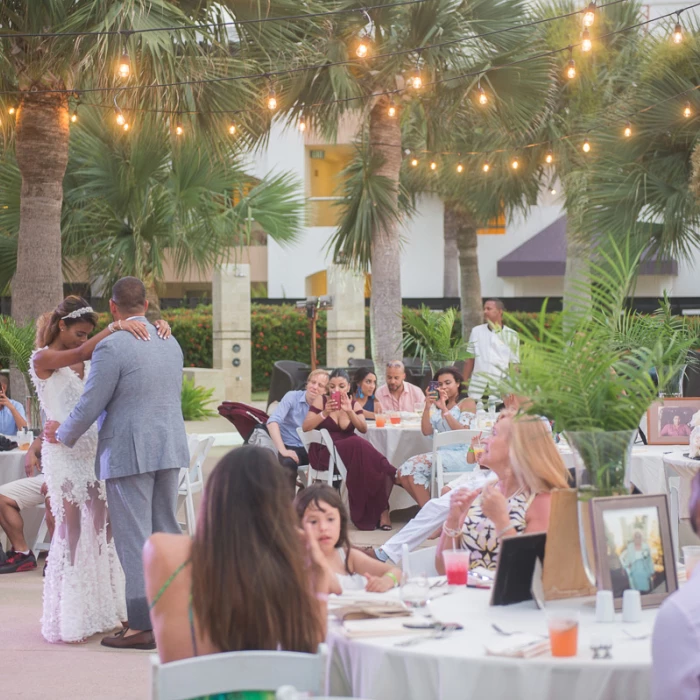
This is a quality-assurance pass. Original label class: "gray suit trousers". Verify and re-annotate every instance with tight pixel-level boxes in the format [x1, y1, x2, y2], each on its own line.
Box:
[106, 468, 180, 630]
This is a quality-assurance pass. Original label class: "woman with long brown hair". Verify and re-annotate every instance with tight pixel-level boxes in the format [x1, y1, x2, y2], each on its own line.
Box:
[28, 295, 169, 644]
[144, 446, 332, 676]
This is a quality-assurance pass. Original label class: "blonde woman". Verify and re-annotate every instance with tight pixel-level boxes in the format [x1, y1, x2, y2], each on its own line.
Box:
[436, 413, 569, 573]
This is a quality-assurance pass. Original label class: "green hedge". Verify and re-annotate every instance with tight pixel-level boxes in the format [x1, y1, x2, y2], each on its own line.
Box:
[95, 305, 700, 392]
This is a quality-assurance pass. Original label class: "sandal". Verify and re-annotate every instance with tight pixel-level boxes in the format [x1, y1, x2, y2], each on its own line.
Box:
[377, 523, 392, 531]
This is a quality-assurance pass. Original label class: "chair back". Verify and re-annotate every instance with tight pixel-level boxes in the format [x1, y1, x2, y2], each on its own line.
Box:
[669, 476, 681, 564]
[266, 361, 310, 412]
[403, 545, 438, 577]
[431, 429, 479, 496]
[151, 644, 328, 700]
[348, 358, 375, 370]
[296, 428, 334, 487]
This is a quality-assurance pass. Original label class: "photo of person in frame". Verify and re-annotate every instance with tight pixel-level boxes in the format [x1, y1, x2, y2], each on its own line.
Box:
[658, 408, 693, 438]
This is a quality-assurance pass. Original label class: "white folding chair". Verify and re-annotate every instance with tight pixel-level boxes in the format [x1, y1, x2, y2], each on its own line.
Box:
[296, 428, 349, 504]
[178, 435, 215, 536]
[32, 504, 50, 559]
[669, 476, 681, 564]
[403, 545, 438, 577]
[151, 644, 328, 700]
[430, 429, 479, 497]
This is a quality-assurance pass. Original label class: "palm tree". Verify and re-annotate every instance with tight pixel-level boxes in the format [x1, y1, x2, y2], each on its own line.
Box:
[1, 108, 304, 316]
[284, 0, 538, 380]
[0, 0, 318, 324]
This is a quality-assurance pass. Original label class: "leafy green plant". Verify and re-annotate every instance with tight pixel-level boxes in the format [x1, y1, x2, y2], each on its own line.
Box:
[181, 379, 216, 422]
[0, 316, 35, 394]
[401, 306, 473, 374]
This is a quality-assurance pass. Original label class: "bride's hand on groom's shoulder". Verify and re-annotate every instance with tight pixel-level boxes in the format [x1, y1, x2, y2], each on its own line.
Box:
[153, 319, 172, 340]
[119, 320, 152, 341]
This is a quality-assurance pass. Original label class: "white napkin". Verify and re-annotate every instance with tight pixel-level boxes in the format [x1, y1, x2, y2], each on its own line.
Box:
[485, 634, 550, 658]
[343, 616, 416, 638]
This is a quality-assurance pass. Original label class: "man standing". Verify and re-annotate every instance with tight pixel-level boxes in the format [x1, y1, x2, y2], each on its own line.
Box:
[0, 374, 27, 434]
[375, 361, 425, 412]
[463, 299, 519, 401]
[267, 369, 329, 489]
[45, 277, 189, 650]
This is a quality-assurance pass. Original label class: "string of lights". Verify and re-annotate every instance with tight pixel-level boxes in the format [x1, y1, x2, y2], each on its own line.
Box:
[0, 0, 634, 96]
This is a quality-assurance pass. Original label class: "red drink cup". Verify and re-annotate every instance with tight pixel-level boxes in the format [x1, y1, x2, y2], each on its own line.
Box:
[390, 413, 401, 425]
[442, 549, 470, 586]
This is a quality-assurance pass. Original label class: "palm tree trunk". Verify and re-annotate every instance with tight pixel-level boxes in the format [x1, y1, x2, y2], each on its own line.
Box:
[452, 204, 483, 342]
[144, 274, 163, 323]
[368, 97, 403, 384]
[563, 220, 591, 332]
[443, 203, 459, 297]
[12, 93, 69, 325]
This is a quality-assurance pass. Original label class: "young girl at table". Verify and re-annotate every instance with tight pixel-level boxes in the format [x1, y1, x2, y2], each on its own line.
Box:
[296, 484, 402, 593]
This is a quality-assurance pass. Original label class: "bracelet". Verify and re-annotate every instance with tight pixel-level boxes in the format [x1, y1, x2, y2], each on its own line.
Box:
[495, 522, 516, 539]
[442, 522, 463, 539]
[108, 322, 116, 334]
[467, 446, 475, 454]
[383, 571, 399, 587]
[316, 592, 330, 602]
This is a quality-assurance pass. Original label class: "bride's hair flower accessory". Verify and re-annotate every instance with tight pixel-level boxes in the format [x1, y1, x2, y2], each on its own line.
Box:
[61, 306, 95, 320]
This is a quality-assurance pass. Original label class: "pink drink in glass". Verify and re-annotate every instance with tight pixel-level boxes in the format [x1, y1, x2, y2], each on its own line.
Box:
[442, 550, 470, 586]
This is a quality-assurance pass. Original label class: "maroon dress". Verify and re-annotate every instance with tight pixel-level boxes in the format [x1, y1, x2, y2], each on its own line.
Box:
[308, 403, 397, 531]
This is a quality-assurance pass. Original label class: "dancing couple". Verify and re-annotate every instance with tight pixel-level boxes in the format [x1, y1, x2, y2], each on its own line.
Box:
[33, 277, 189, 648]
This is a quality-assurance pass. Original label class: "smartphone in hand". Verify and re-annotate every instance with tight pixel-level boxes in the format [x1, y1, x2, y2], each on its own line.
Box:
[427, 381, 439, 401]
[331, 391, 342, 406]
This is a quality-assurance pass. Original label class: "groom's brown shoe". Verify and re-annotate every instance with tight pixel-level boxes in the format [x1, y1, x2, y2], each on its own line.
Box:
[101, 627, 156, 650]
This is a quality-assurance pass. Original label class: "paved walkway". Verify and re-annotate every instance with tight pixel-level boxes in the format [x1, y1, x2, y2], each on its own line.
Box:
[1, 428, 417, 700]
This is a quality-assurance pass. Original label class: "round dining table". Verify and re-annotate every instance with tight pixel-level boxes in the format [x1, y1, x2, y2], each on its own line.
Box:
[327, 586, 655, 700]
[662, 450, 700, 517]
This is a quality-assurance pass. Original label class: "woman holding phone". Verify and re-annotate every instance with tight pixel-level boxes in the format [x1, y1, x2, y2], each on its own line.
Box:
[302, 369, 396, 531]
[395, 367, 476, 507]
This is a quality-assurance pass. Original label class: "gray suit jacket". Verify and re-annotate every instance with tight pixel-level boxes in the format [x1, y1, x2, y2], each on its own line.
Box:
[56, 317, 190, 480]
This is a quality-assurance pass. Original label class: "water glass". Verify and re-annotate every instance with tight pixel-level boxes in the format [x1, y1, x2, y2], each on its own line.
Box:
[683, 546, 700, 579]
[400, 573, 430, 613]
[414, 402, 424, 417]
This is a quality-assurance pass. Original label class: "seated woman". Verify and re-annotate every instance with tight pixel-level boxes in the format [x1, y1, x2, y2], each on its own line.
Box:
[435, 412, 569, 573]
[144, 446, 333, 683]
[350, 367, 383, 420]
[296, 483, 402, 593]
[396, 367, 476, 507]
[303, 369, 396, 531]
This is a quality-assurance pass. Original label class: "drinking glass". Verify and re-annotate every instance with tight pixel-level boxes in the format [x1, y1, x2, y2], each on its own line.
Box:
[16, 429, 31, 451]
[683, 546, 700, 579]
[414, 402, 424, 417]
[400, 573, 430, 614]
[472, 438, 485, 464]
[442, 549, 470, 587]
[389, 412, 401, 426]
[375, 414, 386, 428]
[547, 610, 579, 657]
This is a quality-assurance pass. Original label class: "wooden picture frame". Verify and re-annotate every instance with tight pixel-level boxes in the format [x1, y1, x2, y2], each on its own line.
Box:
[590, 494, 677, 610]
[646, 398, 700, 445]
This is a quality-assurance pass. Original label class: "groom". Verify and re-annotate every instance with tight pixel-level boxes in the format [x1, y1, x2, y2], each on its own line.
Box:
[45, 277, 190, 650]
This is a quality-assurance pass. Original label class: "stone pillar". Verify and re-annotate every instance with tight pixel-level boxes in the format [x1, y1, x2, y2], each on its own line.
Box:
[325, 265, 366, 367]
[212, 263, 251, 402]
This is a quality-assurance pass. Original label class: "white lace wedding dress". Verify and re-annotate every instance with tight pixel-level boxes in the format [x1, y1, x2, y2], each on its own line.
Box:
[30, 352, 126, 643]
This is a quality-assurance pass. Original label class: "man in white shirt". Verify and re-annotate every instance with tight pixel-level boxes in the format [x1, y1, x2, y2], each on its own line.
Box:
[463, 299, 519, 401]
[652, 473, 700, 700]
[375, 361, 425, 413]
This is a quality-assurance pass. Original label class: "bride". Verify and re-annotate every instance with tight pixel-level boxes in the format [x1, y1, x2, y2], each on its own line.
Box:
[30, 295, 170, 643]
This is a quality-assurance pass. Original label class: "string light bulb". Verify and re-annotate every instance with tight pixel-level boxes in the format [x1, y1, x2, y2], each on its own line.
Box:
[115, 109, 126, 126]
[118, 51, 131, 79]
[582, 137, 591, 153]
[511, 156, 520, 170]
[684, 102, 692, 118]
[410, 71, 423, 90]
[298, 119, 306, 132]
[410, 157, 419, 167]
[545, 150, 554, 164]
[71, 108, 78, 123]
[673, 18, 683, 44]
[175, 122, 184, 136]
[430, 160, 437, 171]
[566, 58, 577, 80]
[356, 40, 369, 58]
[387, 102, 397, 118]
[482, 160, 490, 173]
[267, 89, 278, 111]
[623, 122, 632, 138]
[122, 121, 130, 132]
[478, 85, 488, 105]
[456, 162, 464, 173]
[583, 2, 596, 28]
[228, 122, 236, 135]
[581, 28, 592, 53]
[549, 187, 557, 195]
[8, 106, 15, 115]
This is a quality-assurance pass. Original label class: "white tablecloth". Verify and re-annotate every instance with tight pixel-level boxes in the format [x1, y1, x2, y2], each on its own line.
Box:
[663, 451, 700, 518]
[0, 449, 26, 488]
[327, 587, 655, 700]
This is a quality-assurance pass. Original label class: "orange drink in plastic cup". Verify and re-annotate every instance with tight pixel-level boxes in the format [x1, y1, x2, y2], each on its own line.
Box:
[375, 415, 386, 428]
[389, 413, 401, 426]
[548, 612, 579, 658]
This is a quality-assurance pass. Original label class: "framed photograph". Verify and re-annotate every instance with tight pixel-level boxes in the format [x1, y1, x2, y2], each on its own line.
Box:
[646, 397, 700, 445]
[590, 494, 677, 610]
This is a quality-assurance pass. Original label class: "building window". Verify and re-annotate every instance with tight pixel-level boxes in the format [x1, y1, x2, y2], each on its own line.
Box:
[307, 145, 354, 227]
[477, 211, 506, 235]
